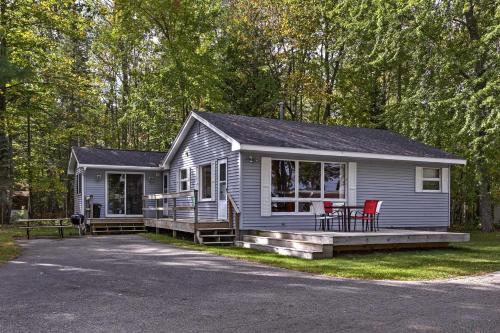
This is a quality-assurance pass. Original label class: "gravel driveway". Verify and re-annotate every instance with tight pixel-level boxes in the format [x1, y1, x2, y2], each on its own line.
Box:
[0, 235, 498, 333]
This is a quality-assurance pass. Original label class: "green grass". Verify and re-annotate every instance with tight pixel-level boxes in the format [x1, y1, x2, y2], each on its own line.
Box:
[142, 231, 500, 280]
[0, 224, 80, 264]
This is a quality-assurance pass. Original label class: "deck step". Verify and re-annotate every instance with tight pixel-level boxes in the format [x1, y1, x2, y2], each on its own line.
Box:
[200, 234, 235, 238]
[248, 230, 333, 244]
[198, 228, 234, 231]
[202, 241, 235, 245]
[196, 227, 236, 245]
[235, 241, 324, 260]
[242, 235, 324, 252]
[91, 220, 145, 235]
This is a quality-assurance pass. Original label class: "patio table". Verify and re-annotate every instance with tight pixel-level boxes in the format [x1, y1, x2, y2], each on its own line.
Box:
[338, 205, 363, 232]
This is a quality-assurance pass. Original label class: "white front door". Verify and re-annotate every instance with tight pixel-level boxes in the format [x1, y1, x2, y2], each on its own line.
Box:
[217, 159, 227, 220]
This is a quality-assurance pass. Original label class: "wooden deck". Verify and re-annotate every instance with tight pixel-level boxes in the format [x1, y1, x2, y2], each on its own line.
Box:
[237, 229, 470, 259]
[144, 218, 230, 233]
[252, 229, 470, 245]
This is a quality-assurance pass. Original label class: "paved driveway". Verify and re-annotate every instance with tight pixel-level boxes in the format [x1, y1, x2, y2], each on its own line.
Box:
[0, 235, 498, 333]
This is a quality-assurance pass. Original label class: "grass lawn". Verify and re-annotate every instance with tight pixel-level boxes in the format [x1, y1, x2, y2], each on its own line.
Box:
[0, 225, 80, 264]
[142, 231, 500, 281]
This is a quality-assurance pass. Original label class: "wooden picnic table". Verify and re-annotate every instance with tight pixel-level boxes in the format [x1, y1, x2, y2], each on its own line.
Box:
[17, 218, 73, 239]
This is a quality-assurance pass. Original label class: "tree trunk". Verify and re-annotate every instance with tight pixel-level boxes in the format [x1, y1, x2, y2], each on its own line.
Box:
[463, 1, 494, 231]
[0, 0, 12, 224]
[478, 168, 494, 231]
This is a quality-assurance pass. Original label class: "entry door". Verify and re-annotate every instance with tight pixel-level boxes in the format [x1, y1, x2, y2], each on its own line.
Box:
[106, 173, 144, 216]
[217, 159, 228, 220]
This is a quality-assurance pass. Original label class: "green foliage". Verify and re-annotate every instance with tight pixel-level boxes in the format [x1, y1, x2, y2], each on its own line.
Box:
[0, 0, 497, 225]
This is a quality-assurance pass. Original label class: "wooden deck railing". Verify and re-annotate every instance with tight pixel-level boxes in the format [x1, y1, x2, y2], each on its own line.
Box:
[227, 191, 241, 241]
[143, 190, 199, 241]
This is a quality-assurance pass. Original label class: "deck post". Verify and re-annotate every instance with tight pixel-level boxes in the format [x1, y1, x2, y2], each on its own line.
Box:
[173, 198, 177, 222]
[156, 198, 161, 220]
[235, 212, 240, 241]
[228, 203, 233, 229]
[193, 190, 198, 243]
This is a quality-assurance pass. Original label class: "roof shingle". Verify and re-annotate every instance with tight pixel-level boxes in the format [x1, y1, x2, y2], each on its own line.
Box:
[73, 147, 166, 167]
[194, 111, 463, 160]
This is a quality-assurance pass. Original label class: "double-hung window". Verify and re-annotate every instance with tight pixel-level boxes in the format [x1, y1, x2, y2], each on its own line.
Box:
[179, 168, 190, 191]
[271, 159, 346, 214]
[422, 168, 441, 192]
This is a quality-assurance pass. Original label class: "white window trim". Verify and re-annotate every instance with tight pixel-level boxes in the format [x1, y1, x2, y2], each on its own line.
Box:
[179, 167, 190, 192]
[270, 159, 347, 215]
[198, 163, 213, 202]
[421, 167, 442, 193]
[104, 171, 146, 217]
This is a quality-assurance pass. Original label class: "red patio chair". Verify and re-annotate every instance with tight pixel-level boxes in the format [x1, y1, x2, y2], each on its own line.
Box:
[351, 200, 378, 231]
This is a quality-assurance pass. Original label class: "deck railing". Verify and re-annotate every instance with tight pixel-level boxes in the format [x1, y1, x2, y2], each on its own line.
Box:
[227, 191, 241, 241]
[143, 190, 199, 239]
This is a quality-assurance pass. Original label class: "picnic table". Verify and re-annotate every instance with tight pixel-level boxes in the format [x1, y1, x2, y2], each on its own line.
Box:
[17, 218, 73, 239]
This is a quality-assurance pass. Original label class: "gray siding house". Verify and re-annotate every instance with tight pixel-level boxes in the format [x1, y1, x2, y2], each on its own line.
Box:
[68, 111, 466, 231]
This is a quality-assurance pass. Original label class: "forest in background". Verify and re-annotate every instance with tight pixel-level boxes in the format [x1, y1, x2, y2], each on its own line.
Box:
[0, 0, 498, 230]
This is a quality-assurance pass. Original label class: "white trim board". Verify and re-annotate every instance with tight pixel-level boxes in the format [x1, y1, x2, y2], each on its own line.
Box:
[161, 112, 240, 169]
[79, 164, 162, 171]
[237, 144, 466, 165]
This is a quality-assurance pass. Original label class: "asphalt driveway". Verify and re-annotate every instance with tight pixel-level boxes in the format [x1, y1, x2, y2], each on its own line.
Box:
[0, 235, 498, 333]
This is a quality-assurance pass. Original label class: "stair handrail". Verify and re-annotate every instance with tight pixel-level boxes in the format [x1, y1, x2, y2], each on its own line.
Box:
[227, 191, 241, 241]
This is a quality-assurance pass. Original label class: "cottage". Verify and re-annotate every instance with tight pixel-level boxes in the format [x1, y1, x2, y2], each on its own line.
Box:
[68, 111, 468, 256]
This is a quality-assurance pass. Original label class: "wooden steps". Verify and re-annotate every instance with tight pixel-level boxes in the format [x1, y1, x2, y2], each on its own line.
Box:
[235, 241, 324, 260]
[90, 219, 145, 235]
[196, 228, 235, 245]
[235, 231, 333, 259]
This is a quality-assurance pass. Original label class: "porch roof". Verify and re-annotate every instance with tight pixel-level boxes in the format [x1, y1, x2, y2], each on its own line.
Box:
[68, 147, 166, 174]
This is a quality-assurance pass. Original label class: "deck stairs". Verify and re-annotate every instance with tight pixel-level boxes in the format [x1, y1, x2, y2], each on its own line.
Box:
[90, 219, 145, 235]
[235, 230, 333, 259]
[196, 228, 235, 245]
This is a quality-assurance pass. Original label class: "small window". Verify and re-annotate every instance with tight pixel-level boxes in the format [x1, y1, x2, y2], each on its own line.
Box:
[200, 164, 212, 200]
[179, 168, 189, 191]
[163, 174, 169, 193]
[76, 173, 82, 194]
[422, 168, 441, 192]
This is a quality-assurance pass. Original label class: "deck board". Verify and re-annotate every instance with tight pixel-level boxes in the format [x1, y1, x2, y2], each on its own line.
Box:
[144, 218, 229, 233]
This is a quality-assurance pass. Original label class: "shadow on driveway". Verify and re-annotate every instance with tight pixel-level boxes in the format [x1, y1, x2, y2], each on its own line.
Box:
[0, 235, 498, 333]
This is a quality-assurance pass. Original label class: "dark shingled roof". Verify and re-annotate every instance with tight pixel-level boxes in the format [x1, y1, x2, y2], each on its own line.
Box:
[194, 112, 463, 160]
[73, 147, 166, 167]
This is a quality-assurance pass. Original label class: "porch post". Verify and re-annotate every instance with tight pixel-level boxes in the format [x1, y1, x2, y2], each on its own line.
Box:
[193, 190, 198, 243]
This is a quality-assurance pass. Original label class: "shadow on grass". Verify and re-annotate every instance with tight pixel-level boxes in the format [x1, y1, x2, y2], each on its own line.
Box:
[141, 231, 500, 280]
